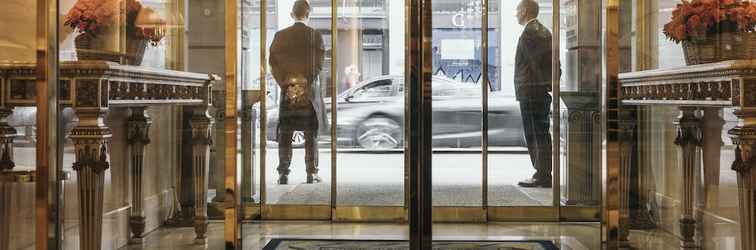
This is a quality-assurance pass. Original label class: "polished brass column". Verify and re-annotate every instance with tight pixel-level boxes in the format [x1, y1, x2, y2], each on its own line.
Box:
[407, 0, 433, 248]
[35, 0, 61, 247]
[0, 108, 16, 170]
[127, 108, 151, 244]
[224, 0, 240, 246]
[70, 107, 112, 250]
[674, 107, 702, 249]
[602, 0, 623, 248]
[729, 109, 756, 250]
[189, 106, 213, 245]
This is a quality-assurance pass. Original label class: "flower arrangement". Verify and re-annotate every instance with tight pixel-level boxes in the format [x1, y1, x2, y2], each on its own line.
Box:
[65, 0, 164, 46]
[126, 0, 165, 46]
[663, 0, 756, 43]
[64, 0, 120, 38]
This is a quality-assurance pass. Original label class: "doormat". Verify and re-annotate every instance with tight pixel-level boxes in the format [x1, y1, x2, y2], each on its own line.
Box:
[271, 184, 540, 206]
[262, 239, 559, 250]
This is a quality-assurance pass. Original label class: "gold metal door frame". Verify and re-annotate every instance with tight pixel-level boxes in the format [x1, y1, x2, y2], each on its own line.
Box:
[35, 0, 63, 248]
[238, 0, 601, 223]
[224, 0, 240, 246]
[247, 0, 409, 222]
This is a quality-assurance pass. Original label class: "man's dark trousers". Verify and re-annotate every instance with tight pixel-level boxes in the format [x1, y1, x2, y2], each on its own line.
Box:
[276, 107, 319, 177]
[519, 93, 552, 181]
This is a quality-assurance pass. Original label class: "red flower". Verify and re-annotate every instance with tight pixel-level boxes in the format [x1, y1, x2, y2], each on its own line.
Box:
[664, 0, 756, 43]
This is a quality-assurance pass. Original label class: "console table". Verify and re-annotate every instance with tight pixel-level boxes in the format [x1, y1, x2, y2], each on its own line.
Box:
[619, 60, 756, 250]
[0, 61, 217, 250]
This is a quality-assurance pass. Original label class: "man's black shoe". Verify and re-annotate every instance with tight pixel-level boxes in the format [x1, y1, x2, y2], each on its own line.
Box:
[518, 178, 552, 188]
[277, 175, 289, 185]
[306, 174, 322, 184]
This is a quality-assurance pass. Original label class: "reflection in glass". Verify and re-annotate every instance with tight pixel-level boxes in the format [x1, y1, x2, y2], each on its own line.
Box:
[264, 0, 331, 205]
[558, 0, 602, 207]
[431, 0, 484, 207]
[334, 0, 406, 207]
[0, 1, 38, 248]
[487, 0, 555, 206]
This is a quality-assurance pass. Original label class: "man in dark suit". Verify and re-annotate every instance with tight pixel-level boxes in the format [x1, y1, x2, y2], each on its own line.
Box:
[514, 0, 553, 188]
[269, 0, 326, 185]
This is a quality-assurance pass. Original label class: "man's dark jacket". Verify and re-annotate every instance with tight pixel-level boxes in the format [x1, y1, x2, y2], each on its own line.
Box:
[514, 19, 553, 101]
[269, 22, 327, 134]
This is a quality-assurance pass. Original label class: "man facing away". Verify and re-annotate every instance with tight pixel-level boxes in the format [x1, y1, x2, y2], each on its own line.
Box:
[514, 0, 553, 188]
[269, 0, 326, 185]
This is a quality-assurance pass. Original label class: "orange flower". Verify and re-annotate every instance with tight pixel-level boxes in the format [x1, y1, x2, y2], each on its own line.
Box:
[664, 0, 756, 43]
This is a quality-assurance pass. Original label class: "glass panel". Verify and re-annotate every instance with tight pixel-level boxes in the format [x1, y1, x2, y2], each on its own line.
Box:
[56, 0, 221, 248]
[241, 0, 262, 205]
[487, 0, 555, 207]
[431, 0, 483, 207]
[1, 1, 40, 248]
[627, 1, 744, 248]
[557, 0, 602, 208]
[334, 0, 405, 207]
[264, 0, 332, 205]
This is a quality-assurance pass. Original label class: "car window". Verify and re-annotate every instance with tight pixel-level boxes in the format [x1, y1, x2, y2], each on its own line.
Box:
[351, 79, 394, 98]
[396, 78, 466, 97]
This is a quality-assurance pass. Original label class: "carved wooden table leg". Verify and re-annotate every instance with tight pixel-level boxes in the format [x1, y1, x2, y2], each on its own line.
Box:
[729, 109, 756, 250]
[618, 118, 636, 247]
[0, 107, 16, 171]
[190, 107, 213, 244]
[701, 108, 724, 210]
[127, 108, 151, 244]
[70, 108, 111, 250]
[674, 107, 702, 249]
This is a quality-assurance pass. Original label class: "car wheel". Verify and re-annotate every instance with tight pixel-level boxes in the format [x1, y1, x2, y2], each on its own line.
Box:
[291, 131, 305, 147]
[356, 117, 401, 150]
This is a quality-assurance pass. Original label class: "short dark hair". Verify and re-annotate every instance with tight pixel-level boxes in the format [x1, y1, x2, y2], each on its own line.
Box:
[293, 0, 311, 19]
[520, 0, 539, 17]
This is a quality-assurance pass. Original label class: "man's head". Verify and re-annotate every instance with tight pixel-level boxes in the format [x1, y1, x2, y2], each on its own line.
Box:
[291, 0, 311, 21]
[516, 0, 539, 26]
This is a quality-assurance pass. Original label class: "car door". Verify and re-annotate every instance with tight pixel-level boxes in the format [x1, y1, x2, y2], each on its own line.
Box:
[328, 78, 396, 121]
[340, 79, 395, 107]
[430, 79, 483, 147]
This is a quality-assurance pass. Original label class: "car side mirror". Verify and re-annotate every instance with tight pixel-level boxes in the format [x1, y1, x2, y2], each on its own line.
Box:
[345, 95, 354, 102]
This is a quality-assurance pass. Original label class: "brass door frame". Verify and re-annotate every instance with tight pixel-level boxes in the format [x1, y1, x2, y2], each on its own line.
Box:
[35, 0, 63, 248]
[251, 0, 411, 222]
[224, 0, 240, 246]
[238, 0, 601, 223]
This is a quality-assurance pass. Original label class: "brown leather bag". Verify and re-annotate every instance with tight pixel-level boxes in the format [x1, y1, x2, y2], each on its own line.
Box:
[284, 74, 310, 108]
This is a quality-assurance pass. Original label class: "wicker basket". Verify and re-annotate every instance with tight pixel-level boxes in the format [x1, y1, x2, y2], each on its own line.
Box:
[682, 32, 756, 65]
[74, 34, 126, 63]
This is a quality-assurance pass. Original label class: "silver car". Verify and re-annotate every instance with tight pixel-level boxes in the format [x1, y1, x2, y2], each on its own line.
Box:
[266, 75, 526, 149]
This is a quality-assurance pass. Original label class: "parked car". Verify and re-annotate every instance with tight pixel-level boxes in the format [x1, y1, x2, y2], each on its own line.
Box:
[266, 75, 526, 150]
